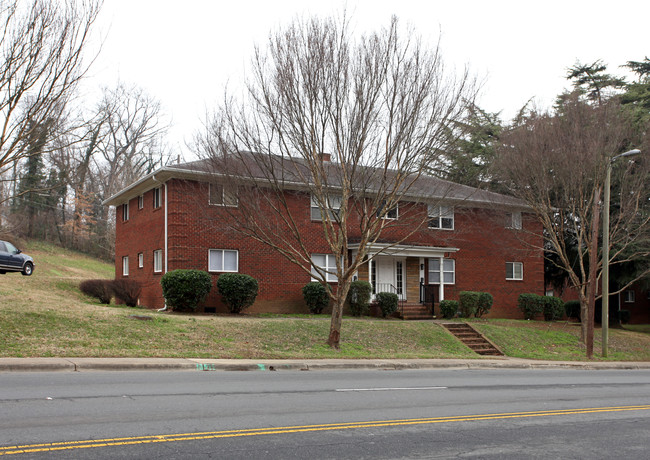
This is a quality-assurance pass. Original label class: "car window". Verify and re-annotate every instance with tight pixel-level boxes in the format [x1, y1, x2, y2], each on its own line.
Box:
[0, 242, 6, 252]
[4, 242, 17, 254]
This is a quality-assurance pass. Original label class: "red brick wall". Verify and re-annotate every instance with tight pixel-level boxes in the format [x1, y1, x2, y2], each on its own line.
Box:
[114, 179, 544, 317]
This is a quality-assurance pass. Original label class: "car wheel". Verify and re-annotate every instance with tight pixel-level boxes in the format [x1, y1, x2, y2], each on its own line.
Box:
[22, 262, 33, 276]
[0, 270, 5, 274]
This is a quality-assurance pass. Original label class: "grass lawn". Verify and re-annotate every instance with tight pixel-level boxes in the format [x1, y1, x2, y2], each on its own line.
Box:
[1, 241, 649, 361]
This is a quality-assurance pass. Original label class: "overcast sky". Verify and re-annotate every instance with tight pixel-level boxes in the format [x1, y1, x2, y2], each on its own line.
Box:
[86, 0, 649, 157]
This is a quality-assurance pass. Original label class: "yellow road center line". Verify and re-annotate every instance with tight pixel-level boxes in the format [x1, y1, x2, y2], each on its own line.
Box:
[1, 405, 649, 456]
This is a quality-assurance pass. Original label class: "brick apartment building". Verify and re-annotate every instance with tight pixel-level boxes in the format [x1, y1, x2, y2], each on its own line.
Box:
[104, 155, 544, 317]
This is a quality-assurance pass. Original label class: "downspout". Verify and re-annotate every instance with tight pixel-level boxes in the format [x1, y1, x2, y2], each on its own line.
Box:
[152, 175, 169, 312]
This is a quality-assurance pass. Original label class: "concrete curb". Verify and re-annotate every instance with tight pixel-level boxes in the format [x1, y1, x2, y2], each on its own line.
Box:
[1, 357, 649, 373]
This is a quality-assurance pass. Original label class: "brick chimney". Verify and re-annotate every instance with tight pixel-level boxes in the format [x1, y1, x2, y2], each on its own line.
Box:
[319, 153, 331, 162]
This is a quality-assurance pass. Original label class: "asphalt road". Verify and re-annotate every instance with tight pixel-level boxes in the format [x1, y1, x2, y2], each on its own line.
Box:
[1, 368, 649, 459]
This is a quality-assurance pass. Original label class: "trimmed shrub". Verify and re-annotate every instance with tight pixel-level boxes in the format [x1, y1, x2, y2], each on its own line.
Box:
[564, 300, 581, 321]
[439, 300, 459, 319]
[376, 292, 399, 318]
[618, 310, 631, 324]
[476, 292, 494, 318]
[161, 269, 212, 311]
[347, 280, 372, 316]
[302, 282, 329, 314]
[458, 291, 480, 318]
[112, 279, 141, 307]
[217, 273, 259, 314]
[542, 296, 564, 321]
[518, 293, 544, 320]
[79, 279, 113, 304]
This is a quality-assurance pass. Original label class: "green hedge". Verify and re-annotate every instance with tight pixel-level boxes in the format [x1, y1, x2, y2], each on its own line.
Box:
[476, 292, 493, 318]
[564, 300, 581, 321]
[376, 292, 399, 318]
[439, 300, 459, 319]
[216, 273, 259, 314]
[161, 270, 212, 311]
[458, 291, 493, 318]
[518, 293, 547, 320]
[347, 281, 372, 316]
[542, 296, 564, 321]
[302, 282, 330, 314]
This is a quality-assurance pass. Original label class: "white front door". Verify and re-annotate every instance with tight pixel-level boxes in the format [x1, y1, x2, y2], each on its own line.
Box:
[373, 257, 406, 300]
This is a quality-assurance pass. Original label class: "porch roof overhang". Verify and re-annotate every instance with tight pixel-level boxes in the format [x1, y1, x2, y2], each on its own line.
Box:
[348, 243, 459, 259]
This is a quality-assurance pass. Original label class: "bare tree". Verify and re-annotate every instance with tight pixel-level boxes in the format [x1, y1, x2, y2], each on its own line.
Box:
[494, 95, 649, 358]
[197, 16, 475, 348]
[0, 0, 101, 187]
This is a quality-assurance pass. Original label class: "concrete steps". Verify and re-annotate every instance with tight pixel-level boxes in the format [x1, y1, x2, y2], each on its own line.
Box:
[442, 323, 503, 356]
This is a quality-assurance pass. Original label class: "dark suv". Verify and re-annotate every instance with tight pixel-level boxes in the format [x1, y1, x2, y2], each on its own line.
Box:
[0, 240, 34, 276]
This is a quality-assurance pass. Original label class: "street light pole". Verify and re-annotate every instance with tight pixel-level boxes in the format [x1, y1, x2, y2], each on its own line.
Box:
[602, 149, 641, 358]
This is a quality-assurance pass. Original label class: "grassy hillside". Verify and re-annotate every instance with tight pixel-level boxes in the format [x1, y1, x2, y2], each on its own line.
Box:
[1, 241, 649, 360]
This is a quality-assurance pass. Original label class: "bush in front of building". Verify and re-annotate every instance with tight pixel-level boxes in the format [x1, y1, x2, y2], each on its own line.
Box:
[518, 293, 544, 320]
[79, 279, 113, 304]
[302, 282, 330, 314]
[217, 273, 259, 314]
[542, 296, 564, 321]
[376, 292, 399, 318]
[161, 269, 212, 311]
[458, 291, 480, 318]
[564, 300, 581, 321]
[476, 292, 493, 318]
[439, 300, 459, 319]
[347, 280, 372, 316]
[112, 279, 141, 307]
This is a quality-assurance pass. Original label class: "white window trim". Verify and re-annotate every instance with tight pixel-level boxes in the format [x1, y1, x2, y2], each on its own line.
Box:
[153, 187, 162, 209]
[311, 254, 340, 283]
[209, 183, 238, 207]
[506, 261, 524, 280]
[428, 205, 454, 230]
[138, 252, 144, 268]
[208, 249, 239, 272]
[428, 258, 455, 285]
[122, 256, 129, 276]
[138, 195, 144, 209]
[153, 249, 163, 273]
[507, 211, 523, 230]
[310, 194, 342, 221]
[623, 290, 635, 303]
[377, 201, 398, 220]
[122, 202, 129, 221]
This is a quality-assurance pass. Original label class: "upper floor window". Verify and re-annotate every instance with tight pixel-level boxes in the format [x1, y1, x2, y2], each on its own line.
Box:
[311, 254, 339, 282]
[506, 262, 523, 280]
[429, 258, 455, 284]
[138, 194, 144, 209]
[623, 290, 635, 303]
[428, 205, 454, 230]
[209, 183, 238, 207]
[153, 187, 162, 209]
[377, 200, 398, 220]
[122, 202, 129, 221]
[208, 249, 238, 272]
[311, 194, 342, 221]
[507, 211, 522, 230]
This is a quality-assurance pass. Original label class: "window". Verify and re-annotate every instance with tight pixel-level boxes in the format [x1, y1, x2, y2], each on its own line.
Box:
[122, 256, 129, 276]
[506, 262, 523, 280]
[311, 254, 339, 282]
[545, 289, 554, 297]
[507, 211, 522, 230]
[428, 205, 454, 229]
[428, 258, 455, 284]
[138, 195, 144, 209]
[208, 249, 238, 272]
[377, 200, 398, 219]
[153, 187, 161, 209]
[310, 194, 342, 221]
[138, 252, 144, 268]
[209, 183, 238, 207]
[623, 290, 635, 303]
[153, 250, 163, 273]
[122, 202, 129, 221]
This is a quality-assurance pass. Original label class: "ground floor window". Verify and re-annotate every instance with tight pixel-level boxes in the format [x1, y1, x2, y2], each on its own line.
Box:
[153, 249, 163, 273]
[138, 252, 144, 268]
[122, 256, 129, 276]
[208, 249, 238, 272]
[429, 258, 455, 284]
[311, 254, 338, 282]
[506, 262, 523, 280]
[623, 290, 635, 303]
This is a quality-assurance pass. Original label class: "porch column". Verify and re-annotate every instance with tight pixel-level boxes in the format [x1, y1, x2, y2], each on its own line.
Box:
[438, 256, 444, 302]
